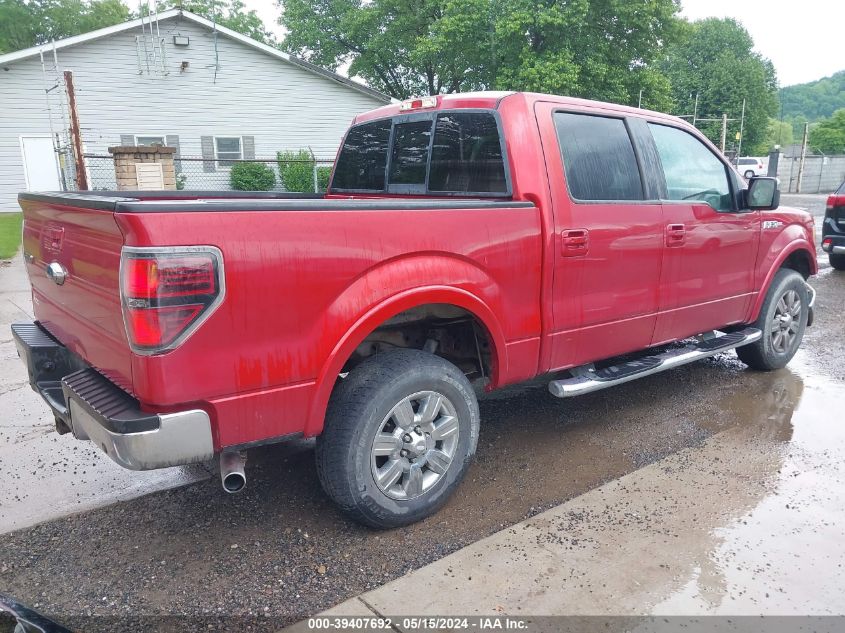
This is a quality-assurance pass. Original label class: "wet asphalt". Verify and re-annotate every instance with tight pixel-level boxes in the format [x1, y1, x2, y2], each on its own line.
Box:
[0, 194, 842, 630]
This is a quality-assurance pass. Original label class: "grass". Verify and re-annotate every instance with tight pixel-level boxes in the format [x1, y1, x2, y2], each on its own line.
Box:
[0, 212, 23, 259]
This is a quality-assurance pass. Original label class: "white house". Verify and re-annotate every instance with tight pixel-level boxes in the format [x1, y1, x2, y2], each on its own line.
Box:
[0, 8, 390, 209]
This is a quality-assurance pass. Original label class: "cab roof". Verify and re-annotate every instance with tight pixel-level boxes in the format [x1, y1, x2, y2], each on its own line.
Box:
[354, 91, 689, 129]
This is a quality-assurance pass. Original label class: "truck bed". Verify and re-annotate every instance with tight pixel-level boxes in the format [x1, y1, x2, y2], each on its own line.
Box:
[18, 190, 540, 449]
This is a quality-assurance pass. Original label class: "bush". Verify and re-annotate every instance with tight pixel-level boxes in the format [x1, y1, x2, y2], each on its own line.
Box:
[277, 149, 316, 193]
[229, 161, 276, 191]
[316, 166, 332, 192]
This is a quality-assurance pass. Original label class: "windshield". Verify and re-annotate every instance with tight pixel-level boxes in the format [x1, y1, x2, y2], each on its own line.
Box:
[331, 110, 509, 196]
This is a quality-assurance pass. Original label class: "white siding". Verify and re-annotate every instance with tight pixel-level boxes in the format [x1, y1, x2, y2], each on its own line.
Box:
[0, 16, 387, 208]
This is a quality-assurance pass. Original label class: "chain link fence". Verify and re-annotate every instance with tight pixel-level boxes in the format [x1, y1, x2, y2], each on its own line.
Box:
[83, 155, 336, 193]
[776, 154, 845, 194]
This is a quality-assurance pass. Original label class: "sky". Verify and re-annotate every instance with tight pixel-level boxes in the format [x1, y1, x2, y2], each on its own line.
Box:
[233, 0, 840, 87]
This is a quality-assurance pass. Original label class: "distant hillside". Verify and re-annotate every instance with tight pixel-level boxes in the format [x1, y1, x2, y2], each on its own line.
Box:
[781, 71, 845, 121]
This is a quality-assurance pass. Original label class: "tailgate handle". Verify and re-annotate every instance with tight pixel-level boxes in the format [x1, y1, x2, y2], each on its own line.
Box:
[561, 228, 589, 256]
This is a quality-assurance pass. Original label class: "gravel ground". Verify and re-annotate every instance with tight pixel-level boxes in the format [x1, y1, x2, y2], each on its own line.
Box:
[0, 194, 842, 631]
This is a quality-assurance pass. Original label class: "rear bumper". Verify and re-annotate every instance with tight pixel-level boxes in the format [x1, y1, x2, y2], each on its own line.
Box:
[11, 321, 214, 470]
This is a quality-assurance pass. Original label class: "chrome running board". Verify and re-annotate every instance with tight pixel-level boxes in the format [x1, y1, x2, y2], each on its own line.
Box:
[548, 327, 762, 398]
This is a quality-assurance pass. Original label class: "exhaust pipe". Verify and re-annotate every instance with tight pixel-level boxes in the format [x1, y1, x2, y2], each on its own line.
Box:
[219, 450, 247, 493]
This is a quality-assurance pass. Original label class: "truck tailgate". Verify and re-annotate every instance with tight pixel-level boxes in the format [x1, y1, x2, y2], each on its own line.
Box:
[20, 197, 133, 392]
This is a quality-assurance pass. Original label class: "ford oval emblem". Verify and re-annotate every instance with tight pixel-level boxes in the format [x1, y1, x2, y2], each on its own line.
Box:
[47, 261, 68, 285]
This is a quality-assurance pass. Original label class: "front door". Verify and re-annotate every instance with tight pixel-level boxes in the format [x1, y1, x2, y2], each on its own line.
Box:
[20, 136, 62, 191]
[647, 122, 760, 345]
[537, 104, 664, 370]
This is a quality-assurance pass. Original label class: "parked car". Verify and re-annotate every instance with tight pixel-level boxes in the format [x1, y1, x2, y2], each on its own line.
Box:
[737, 156, 767, 178]
[12, 92, 817, 528]
[822, 181, 845, 270]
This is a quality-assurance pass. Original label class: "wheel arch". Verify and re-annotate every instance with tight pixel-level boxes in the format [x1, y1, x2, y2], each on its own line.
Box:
[304, 286, 508, 437]
[750, 241, 816, 322]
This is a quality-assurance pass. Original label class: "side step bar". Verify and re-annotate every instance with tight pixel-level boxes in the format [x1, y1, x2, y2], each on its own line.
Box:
[548, 327, 762, 398]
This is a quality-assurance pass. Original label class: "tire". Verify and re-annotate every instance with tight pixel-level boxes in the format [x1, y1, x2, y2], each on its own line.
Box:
[830, 253, 845, 271]
[315, 349, 480, 528]
[744, 170, 755, 179]
[736, 268, 808, 371]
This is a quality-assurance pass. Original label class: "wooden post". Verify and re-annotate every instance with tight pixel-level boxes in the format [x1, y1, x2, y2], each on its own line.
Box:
[796, 122, 809, 194]
[64, 70, 88, 190]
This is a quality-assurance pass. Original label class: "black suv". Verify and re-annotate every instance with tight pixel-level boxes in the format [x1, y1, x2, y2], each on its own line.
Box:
[823, 182, 845, 271]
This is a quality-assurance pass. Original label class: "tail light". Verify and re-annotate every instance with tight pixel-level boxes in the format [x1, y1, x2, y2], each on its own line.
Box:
[822, 238, 833, 252]
[120, 246, 225, 354]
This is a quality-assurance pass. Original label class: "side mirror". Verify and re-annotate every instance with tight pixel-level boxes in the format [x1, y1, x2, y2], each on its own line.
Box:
[746, 177, 780, 210]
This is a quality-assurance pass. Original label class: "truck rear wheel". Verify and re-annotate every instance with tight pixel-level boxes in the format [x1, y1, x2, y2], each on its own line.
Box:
[315, 349, 480, 528]
[830, 253, 845, 271]
[736, 268, 808, 371]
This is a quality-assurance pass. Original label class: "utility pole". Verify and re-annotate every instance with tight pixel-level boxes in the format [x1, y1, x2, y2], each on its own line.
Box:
[796, 122, 809, 194]
[638, 89, 643, 109]
[64, 71, 88, 191]
[720, 113, 728, 153]
[736, 98, 746, 158]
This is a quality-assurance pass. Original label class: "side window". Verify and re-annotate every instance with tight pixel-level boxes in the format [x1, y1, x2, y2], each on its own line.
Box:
[648, 123, 733, 212]
[553, 112, 644, 201]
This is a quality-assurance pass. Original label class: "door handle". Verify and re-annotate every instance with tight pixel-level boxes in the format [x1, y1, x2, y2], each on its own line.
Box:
[561, 228, 589, 256]
[666, 223, 686, 246]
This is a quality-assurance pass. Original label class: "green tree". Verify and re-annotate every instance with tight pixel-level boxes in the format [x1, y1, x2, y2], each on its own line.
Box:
[0, 0, 130, 53]
[781, 71, 845, 123]
[752, 118, 794, 154]
[661, 18, 778, 152]
[809, 109, 845, 154]
[279, 0, 681, 107]
[175, 0, 275, 44]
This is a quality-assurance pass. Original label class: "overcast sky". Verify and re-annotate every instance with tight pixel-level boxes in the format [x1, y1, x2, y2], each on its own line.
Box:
[238, 0, 840, 87]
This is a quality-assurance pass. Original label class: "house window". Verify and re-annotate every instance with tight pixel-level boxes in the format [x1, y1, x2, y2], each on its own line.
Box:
[135, 135, 166, 147]
[215, 137, 243, 167]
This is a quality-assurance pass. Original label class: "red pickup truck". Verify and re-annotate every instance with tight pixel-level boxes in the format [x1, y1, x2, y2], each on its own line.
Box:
[13, 92, 817, 528]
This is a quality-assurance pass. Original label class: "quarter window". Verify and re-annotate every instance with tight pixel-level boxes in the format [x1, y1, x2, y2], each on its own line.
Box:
[214, 137, 243, 167]
[554, 112, 644, 201]
[649, 124, 733, 211]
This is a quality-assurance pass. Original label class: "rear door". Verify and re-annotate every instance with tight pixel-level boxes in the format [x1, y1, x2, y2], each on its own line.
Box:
[536, 104, 663, 369]
[646, 122, 760, 345]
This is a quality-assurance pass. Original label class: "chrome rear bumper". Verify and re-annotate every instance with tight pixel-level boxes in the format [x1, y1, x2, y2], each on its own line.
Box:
[12, 321, 214, 471]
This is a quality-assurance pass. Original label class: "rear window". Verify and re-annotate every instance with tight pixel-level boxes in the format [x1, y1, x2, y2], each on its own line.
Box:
[554, 112, 644, 201]
[332, 119, 391, 191]
[389, 121, 433, 186]
[331, 111, 509, 196]
[737, 158, 757, 166]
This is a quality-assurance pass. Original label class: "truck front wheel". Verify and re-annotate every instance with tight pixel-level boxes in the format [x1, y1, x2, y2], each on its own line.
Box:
[736, 268, 809, 370]
[315, 349, 480, 528]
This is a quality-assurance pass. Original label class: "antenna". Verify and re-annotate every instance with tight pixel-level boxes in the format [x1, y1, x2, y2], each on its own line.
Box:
[136, 0, 167, 75]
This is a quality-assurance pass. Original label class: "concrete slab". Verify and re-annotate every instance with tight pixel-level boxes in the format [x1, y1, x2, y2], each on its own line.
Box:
[0, 253, 214, 534]
[295, 361, 845, 622]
